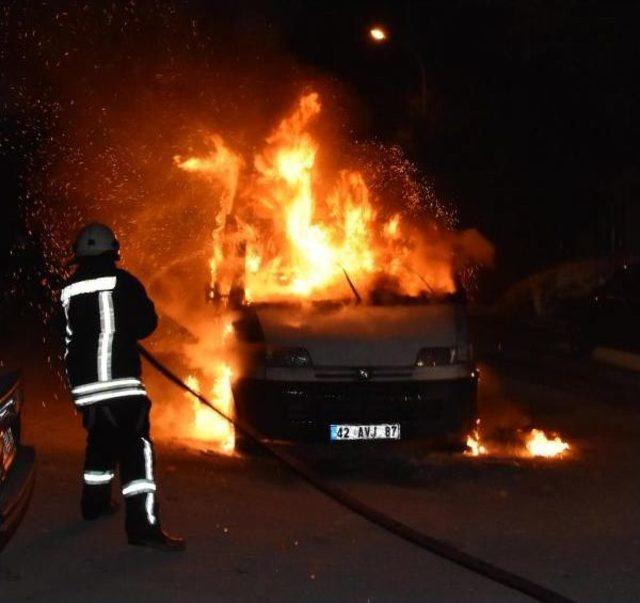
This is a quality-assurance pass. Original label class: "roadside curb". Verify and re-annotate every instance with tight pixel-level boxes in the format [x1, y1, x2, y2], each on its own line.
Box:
[592, 347, 640, 372]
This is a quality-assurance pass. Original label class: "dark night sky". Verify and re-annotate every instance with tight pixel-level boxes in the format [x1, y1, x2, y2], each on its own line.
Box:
[1, 0, 639, 301]
[270, 1, 640, 286]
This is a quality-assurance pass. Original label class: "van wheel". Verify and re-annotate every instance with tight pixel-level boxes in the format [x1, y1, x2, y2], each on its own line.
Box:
[232, 394, 268, 456]
[234, 430, 267, 456]
[567, 324, 594, 358]
[436, 434, 469, 453]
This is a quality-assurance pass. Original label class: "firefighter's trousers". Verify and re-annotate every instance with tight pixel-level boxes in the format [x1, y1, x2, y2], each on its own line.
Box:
[80, 396, 160, 536]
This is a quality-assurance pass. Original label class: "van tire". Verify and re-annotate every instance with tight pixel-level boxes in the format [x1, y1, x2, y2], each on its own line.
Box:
[234, 430, 267, 456]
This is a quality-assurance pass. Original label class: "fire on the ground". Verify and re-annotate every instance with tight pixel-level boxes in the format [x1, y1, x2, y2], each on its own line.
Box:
[466, 420, 571, 459]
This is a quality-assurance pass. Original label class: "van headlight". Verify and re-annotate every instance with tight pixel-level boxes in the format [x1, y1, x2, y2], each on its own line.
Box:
[265, 346, 313, 368]
[415, 344, 473, 367]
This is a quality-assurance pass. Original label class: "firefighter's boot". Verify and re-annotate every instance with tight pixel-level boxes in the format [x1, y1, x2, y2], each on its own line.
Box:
[127, 528, 186, 552]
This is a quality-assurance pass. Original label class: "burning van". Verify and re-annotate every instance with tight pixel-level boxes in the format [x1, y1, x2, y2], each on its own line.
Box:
[228, 288, 477, 445]
[174, 91, 491, 451]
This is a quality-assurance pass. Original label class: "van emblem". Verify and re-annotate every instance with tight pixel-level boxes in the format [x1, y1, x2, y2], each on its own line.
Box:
[357, 368, 371, 381]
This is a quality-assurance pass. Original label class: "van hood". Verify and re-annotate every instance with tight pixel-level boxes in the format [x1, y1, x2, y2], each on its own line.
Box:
[253, 304, 460, 366]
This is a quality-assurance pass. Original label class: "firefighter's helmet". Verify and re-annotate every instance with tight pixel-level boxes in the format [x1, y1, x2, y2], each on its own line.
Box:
[73, 223, 120, 258]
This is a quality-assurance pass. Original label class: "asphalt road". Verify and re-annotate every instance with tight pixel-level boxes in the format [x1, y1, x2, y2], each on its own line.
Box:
[1, 330, 639, 603]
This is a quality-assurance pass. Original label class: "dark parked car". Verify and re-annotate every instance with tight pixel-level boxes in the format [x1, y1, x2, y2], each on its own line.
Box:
[567, 263, 640, 354]
[0, 371, 36, 551]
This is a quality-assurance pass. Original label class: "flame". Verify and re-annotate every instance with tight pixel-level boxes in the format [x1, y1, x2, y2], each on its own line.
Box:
[175, 135, 244, 295]
[184, 368, 235, 453]
[175, 91, 465, 305]
[465, 419, 487, 456]
[464, 421, 571, 459]
[524, 429, 570, 458]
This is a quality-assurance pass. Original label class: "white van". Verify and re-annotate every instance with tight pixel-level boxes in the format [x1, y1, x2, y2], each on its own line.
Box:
[228, 293, 477, 446]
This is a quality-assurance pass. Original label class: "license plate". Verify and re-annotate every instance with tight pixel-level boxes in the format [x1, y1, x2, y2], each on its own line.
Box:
[330, 423, 401, 441]
[1, 427, 16, 472]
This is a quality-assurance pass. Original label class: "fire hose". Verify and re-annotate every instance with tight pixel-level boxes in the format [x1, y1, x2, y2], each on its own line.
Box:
[139, 345, 577, 603]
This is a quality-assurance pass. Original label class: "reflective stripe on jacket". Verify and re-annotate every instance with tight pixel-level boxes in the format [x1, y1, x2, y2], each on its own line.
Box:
[61, 258, 157, 406]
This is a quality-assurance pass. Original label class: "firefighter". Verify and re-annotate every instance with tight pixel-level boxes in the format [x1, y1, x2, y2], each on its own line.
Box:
[60, 223, 185, 551]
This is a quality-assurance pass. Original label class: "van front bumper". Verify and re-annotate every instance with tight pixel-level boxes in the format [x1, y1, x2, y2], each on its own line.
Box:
[233, 377, 477, 442]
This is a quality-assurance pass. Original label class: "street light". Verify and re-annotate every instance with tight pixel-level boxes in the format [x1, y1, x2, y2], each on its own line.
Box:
[366, 23, 426, 119]
[369, 26, 388, 42]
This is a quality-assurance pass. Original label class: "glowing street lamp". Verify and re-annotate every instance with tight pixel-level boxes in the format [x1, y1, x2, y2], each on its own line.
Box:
[366, 23, 426, 118]
[369, 26, 388, 42]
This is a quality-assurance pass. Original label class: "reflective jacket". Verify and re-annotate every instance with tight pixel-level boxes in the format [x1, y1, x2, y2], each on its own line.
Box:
[60, 256, 157, 407]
